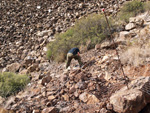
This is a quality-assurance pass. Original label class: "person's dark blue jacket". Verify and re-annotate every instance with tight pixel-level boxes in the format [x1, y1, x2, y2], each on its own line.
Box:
[68, 48, 80, 55]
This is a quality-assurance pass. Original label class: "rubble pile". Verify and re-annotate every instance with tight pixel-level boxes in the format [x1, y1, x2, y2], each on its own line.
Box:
[3, 49, 126, 113]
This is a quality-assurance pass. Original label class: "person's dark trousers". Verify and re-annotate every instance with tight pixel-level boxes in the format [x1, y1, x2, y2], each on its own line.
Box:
[66, 53, 82, 69]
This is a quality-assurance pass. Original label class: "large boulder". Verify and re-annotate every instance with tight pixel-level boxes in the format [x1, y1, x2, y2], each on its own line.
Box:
[79, 92, 99, 104]
[110, 77, 150, 113]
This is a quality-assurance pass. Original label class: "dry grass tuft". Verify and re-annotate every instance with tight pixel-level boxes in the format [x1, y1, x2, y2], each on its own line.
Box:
[121, 36, 150, 67]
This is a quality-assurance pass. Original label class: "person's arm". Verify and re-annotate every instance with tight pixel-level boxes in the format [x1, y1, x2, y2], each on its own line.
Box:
[78, 52, 80, 56]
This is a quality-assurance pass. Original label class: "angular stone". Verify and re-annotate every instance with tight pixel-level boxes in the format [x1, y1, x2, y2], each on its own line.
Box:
[110, 77, 150, 113]
[42, 107, 58, 113]
[87, 94, 100, 104]
[62, 94, 69, 101]
[139, 26, 150, 37]
[79, 92, 99, 104]
[104, 71, 112, 81]
[48, 95, 55, 101]
[19, 69, 28, 74]
[32, 109, 40, 113]
[27, 64, 39, 73]
[101, 55, 110, 63]
[0, 108, 13, 113]
[0, 96, 4, 105]
[6, 63, 20, 72]
[100, 108, 109, 113]
[129, 17, 144, 26]
[95, 44, 101, 50]
[125, 23, 136, 30]
[79, 92, 89, 103]
[37, 30, 52, 37]
[106, 103, 113, 110]
[119, 31, 132, 40]
[41, 75, 52, 86]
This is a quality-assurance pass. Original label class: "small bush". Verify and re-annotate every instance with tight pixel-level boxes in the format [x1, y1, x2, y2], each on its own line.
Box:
[118, 0, 144, 22]
[0, 72, 30, 97]
[47, 14, 114, 62]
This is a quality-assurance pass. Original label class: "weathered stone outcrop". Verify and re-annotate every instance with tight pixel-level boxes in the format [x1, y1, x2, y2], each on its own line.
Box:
[110, 77, 150, 113]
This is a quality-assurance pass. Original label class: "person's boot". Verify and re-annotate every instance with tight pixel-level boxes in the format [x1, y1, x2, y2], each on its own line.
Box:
[63, 67, 70, 74]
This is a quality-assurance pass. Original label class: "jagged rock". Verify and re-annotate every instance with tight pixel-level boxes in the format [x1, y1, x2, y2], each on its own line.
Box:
[79, 92, 89, 103]
[5, 63, 20, 72]
[0, 96, 4, 105]
[101, 41, 110, 49]
[32, 109, 40, 113]
[0, 108, 13, 113]
[19, 69, 28, 74]
[79, 92, 99, 104]
[139, 26, 150, 36]
[129, 17, 144, 26]
[37, 30, 52, 37]
[59, 106, 71, 113]
[106, 103, 113, 110]
[104, 71, 112, 81]
[42, 107, 58, 113]
[87, 94, 100, 104]
[41, 75, 52, 85]
[100, 108, 109, 113]
[101, 55, 110, 63]
[119, 31, 136, 40]
[110, 77, 150, 113]
[27, 64, 39, 73]
[2, 68, 7, 72]
[69, 86, 76, 93]
[95, 44, 101, 50]
[22, 57, 35, 67]
[62, 94, 69, 101]
[48, 95, 55, 101]
[125, 23, 136, 30]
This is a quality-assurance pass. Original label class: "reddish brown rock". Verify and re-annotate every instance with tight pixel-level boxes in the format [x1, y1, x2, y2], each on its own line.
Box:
[41, 76, 52, 86]
[42, 107, 58, 113]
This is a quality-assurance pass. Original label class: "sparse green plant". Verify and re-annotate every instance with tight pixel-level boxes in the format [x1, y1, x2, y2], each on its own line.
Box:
[118, 0, 144, 22]
[0, 72, 30, 97]
[47, 14, 115, 62]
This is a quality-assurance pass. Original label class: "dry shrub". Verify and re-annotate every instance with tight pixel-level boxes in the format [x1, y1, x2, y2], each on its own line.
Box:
[121, 37, 150, 67]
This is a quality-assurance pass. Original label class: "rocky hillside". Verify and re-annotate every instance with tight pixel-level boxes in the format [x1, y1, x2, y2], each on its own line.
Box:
[1, 0, 150, 113]
[0, 0, 125, 68]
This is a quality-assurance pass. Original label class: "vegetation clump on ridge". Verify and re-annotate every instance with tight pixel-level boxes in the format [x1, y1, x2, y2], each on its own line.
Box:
[118, 0, 150, 22]
[0, 72, 30, 97]
[47, 14, 114, 62]
[47, 1, 150, 62]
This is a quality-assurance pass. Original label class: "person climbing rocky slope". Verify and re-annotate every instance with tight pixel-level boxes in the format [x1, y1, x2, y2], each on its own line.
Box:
[2, 11, 150, 112]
